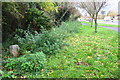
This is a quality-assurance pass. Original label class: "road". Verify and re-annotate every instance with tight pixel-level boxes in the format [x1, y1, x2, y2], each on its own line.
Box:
[97, 20, 120, 25]
[97, 20, 120, 32]
[98, 26, 120, 32]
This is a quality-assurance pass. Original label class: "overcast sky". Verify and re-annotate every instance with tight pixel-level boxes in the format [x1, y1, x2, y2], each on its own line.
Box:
[103, 0, 119, 13]
[78, 0, 119, 16]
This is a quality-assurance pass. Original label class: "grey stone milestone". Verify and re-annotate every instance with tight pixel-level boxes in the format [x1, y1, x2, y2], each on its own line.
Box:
[9, 45, 20, 57]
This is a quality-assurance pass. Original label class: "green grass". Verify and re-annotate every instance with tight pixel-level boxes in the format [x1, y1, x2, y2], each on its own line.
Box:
[81, 21, 120, 27]
[98, 23, 119, 27]
[27, 21, 119, 78]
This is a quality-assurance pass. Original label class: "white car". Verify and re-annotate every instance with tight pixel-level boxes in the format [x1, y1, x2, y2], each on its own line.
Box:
[104, 16, 111, 21]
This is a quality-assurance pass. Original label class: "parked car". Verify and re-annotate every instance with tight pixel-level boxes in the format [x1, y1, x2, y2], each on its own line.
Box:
[104, 16, 111, 21]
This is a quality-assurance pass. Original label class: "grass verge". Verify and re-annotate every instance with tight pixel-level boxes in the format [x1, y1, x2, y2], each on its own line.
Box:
[98, 23, 119, 27]
[81, 21, 120, 27]
[28, 21, 119, 78]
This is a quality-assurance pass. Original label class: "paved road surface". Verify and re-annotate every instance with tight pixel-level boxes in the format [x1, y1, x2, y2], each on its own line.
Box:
[81, 23, 87, 25]
[97, 20, 120, 25]
[98, 26, 120, 32]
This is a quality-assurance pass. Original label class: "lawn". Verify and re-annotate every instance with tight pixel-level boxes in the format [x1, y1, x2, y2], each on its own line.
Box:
[27, 21, 119, 78]
[98, 23, 119, 27]
[81, 21, 120, 27]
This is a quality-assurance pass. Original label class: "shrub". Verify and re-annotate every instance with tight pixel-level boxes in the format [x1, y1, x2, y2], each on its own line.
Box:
[57, 21, 81, 34]
[15, 29, 65, 55]
[4, 52, 46, 75]
[27, 8, 51, 31]
[0, 70, 17, 78]
[14, 21, 81, 55]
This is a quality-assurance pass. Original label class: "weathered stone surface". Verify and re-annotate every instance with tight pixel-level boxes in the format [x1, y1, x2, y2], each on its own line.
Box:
[9, 45, 20, 57]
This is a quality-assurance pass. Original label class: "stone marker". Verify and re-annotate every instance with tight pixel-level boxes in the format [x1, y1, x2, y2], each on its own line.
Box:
[9, 45, 20, 57]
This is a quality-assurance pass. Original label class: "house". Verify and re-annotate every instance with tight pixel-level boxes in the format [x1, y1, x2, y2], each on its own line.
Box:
[117, 14, 120, 20]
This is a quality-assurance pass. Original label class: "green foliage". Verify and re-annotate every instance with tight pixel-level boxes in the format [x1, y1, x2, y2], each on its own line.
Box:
[2, 2, 58, 42]
[0, 70, 17, 79]
[25, 21, 118, 78]
[14, 30, 63, 55]
[27, 8, 51, 30]
[2, 21, 118, 78]
[14, 21, 81, 55]
[57, 21, 81, 34]
[2, 2, 22, 20]
[44, 21, 118, 78]
[4, 52, 46, 75]
[38, 2, 58, 13]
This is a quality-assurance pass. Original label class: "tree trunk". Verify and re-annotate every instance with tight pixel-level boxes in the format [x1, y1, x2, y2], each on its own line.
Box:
[91, 18, 93, 27]
[59, 8, 69, 22]
[94, 18, 97, 33]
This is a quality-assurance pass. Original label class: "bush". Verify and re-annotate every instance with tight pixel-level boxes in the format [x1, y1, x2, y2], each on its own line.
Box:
[27, 8, 51, 31]
[15, 30, 64, 55]
[0, 70, 17, 78]
[14, 21, 81, 55]
[4, 52, 46, 75]
[2, 21, 81, 78]
[56, 21, 81, 34]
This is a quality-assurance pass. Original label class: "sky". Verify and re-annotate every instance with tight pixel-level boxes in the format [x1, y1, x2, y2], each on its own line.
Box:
[78, 0, 119, 16]
[103, 0, 119, 13]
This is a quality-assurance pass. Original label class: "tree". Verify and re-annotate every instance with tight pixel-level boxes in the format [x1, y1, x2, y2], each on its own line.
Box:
[78, 0, 107, 33]
[54, 2, 81, 26]
[78, 2, 95, 27]
[107, 11, 117, 17]
[2, 2, 58, 41]
[54, 2, 74, 22]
